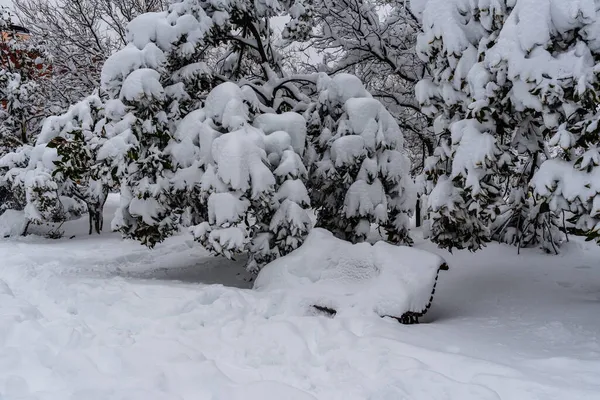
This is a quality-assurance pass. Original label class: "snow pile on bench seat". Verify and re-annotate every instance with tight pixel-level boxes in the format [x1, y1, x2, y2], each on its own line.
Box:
[254, 228, 447, 321]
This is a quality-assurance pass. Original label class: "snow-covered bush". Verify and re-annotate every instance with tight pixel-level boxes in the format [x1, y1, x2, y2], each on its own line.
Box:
[0, 144, 29, 215]
[0, 143, 86, 235]
[0, 7, 49, 147]
[286, 0, 432, 177]
[254, 228, 448, 324]
[92, 0, 320, 267]
[41, 94, 124, 234]
[103, 77, 312, 270]
[98, 0, 311, 249]
[107, 67, 182, 247]
[0, 93, 129, 235]
[305, 74, 415, 244]
[191, 82, 311, 272]
[413, 0, 600, 252]
[0, 7, 50, 214]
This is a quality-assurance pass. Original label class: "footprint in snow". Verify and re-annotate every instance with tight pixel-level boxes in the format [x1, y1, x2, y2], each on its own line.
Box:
[556, 281, 574, 289]
[574, 265, 591, 270]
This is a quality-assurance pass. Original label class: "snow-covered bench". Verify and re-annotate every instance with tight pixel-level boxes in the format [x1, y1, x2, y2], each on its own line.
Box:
[254, 228, 448, 324]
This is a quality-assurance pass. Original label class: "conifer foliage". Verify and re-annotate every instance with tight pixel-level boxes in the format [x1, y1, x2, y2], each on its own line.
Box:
[190, 82, 311, 273]
[306, 73, 414, 244]
[0, 7, 51, 219]
[413, 0, 600, 252]
[96, 0, 319, 269]
[0, 7, 48, 150]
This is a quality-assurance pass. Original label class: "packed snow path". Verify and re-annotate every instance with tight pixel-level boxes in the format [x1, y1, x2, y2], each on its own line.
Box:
[1, 196, 599, 399]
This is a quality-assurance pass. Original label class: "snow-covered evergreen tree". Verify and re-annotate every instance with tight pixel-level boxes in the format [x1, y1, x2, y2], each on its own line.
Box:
[0, 143, 29, 215]
[0, 90, 133, 236]
[0, 143, 87, 235]
[305, 73, 415, 244]
[41, 94, 122, 234]
[0, 7, 50, 215]
[98, 2, 213, 247]
[0, 7, 49, 147]
[97, 0, 315, 268]
[108, 67, 181, 247]
[412, 0, 600, 252]
[286, 0, 432, 175]
[190, 82, 311, 272]
[0, 95, 115, 235]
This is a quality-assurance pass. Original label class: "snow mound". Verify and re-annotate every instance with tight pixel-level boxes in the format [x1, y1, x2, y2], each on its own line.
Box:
[120, 68, 165, 101]
[204, 82, 249, 129]
[0, 210, 26, 237]
[253, 112, 307, 156]
[318, 73, 371, 106]
[254, 228, 448, 323]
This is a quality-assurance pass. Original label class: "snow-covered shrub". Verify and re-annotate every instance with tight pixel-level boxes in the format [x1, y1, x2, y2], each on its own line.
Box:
[0, 72, 40, 148]
[254, 228, 448, 324]
[413, 0, 600, 252]
[0, 7, 51, 214]
[0, 144, 29, 214]
[187, 82, 312, 272]
[420, 118, 507, 252]
[98, 0, 307, 248]
[0, 70, 39, 215]
[0, 133, 82, 236]
[42, 94, 123, 234]
[107, 67, 183, 247]
[305, 73, 415, 244]
[0, 94, 129, 235]
[103, 78, 312, 271]
[286, 0, 432, 178]
[0, 143, 86, 234]
[94, 0, 320, 267]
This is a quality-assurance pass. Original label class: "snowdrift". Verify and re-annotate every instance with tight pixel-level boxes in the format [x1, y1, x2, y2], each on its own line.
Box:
[0, 210, 26, 237]
[254, 228, 448, 323]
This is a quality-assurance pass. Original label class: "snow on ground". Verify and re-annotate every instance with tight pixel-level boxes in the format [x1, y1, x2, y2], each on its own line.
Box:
[0, 194, 599, 399]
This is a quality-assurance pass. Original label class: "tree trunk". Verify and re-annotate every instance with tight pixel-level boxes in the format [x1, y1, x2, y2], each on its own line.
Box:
[21, 220, 31, 236]
[415, 195, 422, 228]
[87, 189, 109, 235]
[94, 209, 102, 234]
